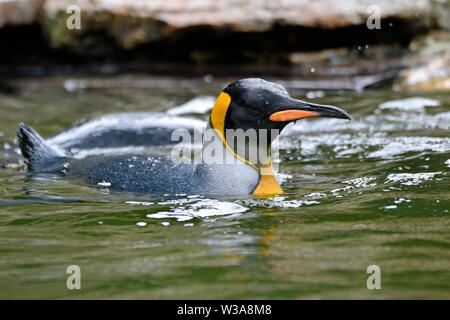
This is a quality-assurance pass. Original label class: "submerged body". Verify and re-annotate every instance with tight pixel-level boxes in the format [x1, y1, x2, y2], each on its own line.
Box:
[18, 124, 260, 196]
[17, 78, 351, 196]
[17, 122, 261, 196]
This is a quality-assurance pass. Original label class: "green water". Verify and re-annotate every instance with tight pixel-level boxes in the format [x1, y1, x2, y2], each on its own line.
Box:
[0, 76, 448, 299]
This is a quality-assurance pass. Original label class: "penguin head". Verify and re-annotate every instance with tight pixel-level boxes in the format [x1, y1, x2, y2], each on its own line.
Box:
[210, 78, 351, 145]
[208, 78, 351, 195]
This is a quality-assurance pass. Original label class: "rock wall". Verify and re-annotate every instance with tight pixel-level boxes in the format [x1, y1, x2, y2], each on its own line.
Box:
[0, 0, 45, 28]
[40, 0, 432, 50]
[0, 0, 438, 50]
[0, 0, 448, 90]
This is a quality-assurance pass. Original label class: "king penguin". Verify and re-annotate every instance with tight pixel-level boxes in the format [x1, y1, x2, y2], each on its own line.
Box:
[16, 78, 351, 197]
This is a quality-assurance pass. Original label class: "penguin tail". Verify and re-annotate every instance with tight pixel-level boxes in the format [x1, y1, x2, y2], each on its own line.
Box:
[16, 123, 66, 171]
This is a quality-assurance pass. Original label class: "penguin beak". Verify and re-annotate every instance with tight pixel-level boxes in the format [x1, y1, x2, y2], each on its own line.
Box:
[269, 99, 352, 122]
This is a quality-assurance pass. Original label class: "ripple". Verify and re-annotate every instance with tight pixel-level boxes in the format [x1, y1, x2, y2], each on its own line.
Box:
[366, 136, 450, 158]
[385, 172, 442, 186]
[394, 198, 412, 204]
[240, 196, 320, 208]
[283, 110, 449, 135]
[125, 201, 154, 206]
[278, 132, 450, 160]
[342, 177, 377, 188]
[330, 177, 377, 197]
[304, 192, 327, 199]
[378, 97, 440, 111]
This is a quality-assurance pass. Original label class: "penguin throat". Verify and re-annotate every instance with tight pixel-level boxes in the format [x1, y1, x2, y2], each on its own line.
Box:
[206, 127, 282, 195]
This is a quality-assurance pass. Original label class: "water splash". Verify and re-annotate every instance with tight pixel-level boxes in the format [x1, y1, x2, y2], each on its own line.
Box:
[146, 198, 248, 222]
[239, 196, 320, 208]
[166, 96, 215, 115]
[385, 172, 442, 186]
[330, 177, 377, 197]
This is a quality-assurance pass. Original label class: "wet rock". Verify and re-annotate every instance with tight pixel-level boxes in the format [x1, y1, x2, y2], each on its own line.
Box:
[41, 0, 167, 52]
[409, 30, 450, 57]
[397, 53, 450, 91]
[287, 45, 408, 71]
[0, 0, 45, 28]
[430, 0, 450, 31]
[288, 48, 351, 65]
[40, 0, 432, 51]
[397, 31, 450, 91]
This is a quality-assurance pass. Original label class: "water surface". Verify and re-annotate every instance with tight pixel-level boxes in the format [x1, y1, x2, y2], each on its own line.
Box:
[0, 76, 448, 299]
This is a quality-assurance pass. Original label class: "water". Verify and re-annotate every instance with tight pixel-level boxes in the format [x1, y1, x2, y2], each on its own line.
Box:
[0, 76, 449, 299]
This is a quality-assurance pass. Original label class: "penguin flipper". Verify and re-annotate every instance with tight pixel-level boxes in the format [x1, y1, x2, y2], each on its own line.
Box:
[17, 123, 66, 171]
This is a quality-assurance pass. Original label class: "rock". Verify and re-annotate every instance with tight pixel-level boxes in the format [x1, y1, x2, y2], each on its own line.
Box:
[288, 48, 350, 65]
[409, 30, 450, 57]
[397, 31, 450, 91]
[397, 53, 450, 91]
[430, 0, 450, 31]
[40, 0, 432, 51]
[0, 0, 45, 28]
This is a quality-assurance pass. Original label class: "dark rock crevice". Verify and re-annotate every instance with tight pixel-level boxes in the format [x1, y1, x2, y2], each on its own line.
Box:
[0, 18, 426, 65]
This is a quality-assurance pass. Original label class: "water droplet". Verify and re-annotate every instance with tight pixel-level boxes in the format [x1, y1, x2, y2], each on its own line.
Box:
[204, 74, 213, 83]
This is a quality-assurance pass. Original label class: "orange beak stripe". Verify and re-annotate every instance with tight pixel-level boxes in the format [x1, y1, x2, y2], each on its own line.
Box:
[269, 110, 320, 122]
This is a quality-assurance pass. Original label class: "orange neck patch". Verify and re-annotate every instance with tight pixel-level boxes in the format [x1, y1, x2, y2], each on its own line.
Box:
[210, 91, 231, 141]
[252, 163, 283, 195]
